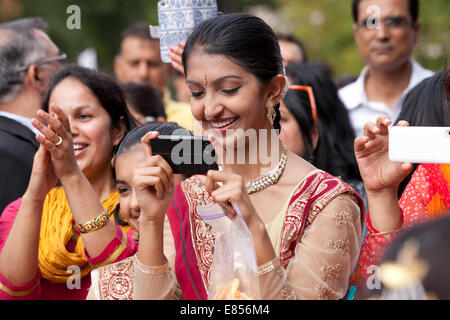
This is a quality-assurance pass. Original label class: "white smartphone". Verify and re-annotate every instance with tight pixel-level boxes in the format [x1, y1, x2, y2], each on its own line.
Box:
[389, 126, 450, 164]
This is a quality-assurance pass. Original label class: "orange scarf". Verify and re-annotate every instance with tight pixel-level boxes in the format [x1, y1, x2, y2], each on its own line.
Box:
[427, 164, 450, 219]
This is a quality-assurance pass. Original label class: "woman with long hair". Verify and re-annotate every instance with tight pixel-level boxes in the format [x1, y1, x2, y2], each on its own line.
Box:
[280, 63, 361, 186]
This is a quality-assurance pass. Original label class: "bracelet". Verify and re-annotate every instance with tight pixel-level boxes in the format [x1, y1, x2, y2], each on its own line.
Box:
[76, 208, 110, 234]
[257, 257, 282, 276]
[134, 254, 170, 275]
[368, 228, 402, 237]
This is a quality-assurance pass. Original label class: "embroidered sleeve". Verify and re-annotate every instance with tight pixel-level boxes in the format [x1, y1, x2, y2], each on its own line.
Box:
[133, 216, 179, 300]
[85, 223, 137, 268]
[258, 194, 362, 300]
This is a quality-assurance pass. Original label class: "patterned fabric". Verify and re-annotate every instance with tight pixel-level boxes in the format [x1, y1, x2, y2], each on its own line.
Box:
[357, 163, 450, 281]
[279, 172, 361, 268]
[91, 256, 135, 300]
[171, 171, 363, 299]
[0, 190, 137, 299]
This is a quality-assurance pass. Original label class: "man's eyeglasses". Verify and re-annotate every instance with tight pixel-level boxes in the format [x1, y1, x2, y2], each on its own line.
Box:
[357, 16, 411, 30]
[288, 85, 318, 128]
[16, 52, 67, 72]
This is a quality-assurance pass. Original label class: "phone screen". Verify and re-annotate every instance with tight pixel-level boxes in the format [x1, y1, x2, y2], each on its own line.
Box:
[150, 135, 219, 175]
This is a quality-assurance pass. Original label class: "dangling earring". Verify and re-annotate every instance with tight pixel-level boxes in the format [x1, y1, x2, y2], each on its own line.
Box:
[111, 153, 116, 168]
[266, 101, 276, 125]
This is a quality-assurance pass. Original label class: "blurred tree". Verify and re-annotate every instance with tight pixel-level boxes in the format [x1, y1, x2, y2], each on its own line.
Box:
[0, 0, 275, 74]
[1, 0, 447, 77]
[218, 0, 275, 13]
[0, 0, 160, 73]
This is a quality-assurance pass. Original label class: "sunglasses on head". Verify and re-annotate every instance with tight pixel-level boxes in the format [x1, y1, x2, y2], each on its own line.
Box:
[288, 85, 318, 128]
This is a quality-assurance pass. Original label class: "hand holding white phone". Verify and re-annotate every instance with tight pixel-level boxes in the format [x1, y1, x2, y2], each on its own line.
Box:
[389, 126, 450, 164]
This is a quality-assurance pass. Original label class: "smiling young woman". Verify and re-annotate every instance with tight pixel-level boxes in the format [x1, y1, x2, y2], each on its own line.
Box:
[127, 13, 365, 300]
[0, 66, 138, 300]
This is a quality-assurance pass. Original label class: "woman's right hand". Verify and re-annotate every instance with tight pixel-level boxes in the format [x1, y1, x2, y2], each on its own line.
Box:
[133, 132, 175, 225]
[354, 115, 414, 194]
[24, 145, 58, 202]
[31, 104, 80, 181]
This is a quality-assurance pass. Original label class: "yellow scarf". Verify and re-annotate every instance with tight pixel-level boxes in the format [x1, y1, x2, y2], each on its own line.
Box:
[38, 187, 131, 283]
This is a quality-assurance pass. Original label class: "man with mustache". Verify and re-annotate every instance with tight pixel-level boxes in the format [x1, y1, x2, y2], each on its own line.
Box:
[339, 0, 433, 137]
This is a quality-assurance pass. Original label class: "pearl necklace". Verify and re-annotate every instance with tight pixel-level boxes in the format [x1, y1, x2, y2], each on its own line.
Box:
[245, 144, 288, 194]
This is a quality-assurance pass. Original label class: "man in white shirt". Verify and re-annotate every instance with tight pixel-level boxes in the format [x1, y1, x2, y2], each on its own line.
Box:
[0, 18, 64, 213]
[339, 0, 433, 137]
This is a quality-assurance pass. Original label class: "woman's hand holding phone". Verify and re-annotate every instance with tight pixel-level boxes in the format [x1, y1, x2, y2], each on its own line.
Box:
[134, 132, 175, 225]
[354, 115, 413, 195]
[355, 115, 414, 234]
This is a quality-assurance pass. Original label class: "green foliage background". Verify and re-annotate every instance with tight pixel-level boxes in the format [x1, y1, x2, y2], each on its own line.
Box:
[0, 0, 448, 78]
[275, 0, 449, 78]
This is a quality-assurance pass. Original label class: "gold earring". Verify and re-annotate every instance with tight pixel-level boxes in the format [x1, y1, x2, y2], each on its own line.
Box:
[111, 153, 116, 168]
[266, 101, 276, 125]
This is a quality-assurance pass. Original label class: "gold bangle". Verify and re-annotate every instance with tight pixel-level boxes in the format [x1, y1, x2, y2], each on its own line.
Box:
[76, 208, 110, 234]
[134, 254, 170, 275]
[257, 257, 282, 276]
[368, 228, 402, 237]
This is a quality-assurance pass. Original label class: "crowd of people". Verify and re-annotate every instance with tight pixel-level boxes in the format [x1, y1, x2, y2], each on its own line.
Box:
[0, 0, 448, 300]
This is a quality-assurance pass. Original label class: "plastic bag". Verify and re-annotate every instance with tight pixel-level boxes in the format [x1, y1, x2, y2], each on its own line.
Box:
[197, 203, 260, 300]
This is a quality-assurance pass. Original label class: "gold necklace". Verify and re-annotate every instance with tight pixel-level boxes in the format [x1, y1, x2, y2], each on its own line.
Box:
[245, 144, 288, 194]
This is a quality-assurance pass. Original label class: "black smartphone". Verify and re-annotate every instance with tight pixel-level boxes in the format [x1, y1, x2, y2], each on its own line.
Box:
[150, 135, 219, 175]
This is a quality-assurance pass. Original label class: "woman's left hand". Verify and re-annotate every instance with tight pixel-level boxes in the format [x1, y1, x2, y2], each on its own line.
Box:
[197, 170, 263, 232]
[134, 132, 175, 225]
[31, 104, 80, 181]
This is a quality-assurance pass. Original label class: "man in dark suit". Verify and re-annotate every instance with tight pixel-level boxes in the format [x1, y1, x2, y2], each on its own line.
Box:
[0, 18, 65, 214]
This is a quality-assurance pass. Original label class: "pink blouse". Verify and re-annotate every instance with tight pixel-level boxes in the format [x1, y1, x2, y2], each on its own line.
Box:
[0, 198, 137, 300]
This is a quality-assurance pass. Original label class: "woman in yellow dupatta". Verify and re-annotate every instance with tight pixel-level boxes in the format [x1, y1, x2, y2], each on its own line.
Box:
[0, 66, 136, 299]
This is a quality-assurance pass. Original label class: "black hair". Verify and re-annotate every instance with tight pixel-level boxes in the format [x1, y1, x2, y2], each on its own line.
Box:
[395, 69, 450, 197]
[352, 0, 419, 24]
[282, 89, 316, 161]
[284, 63, 361, 183]
[276, 33, 308, 63]
[396, 70, 449, 127]
[376, 215, 450, 300]
[122, 82, 166, 120]
[182, 13, 284, 130]
[115, 122, 191, 162]
[112, 121, 191, 225]
[42, 65, 137, 146]
[118, 22, 156, 54]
